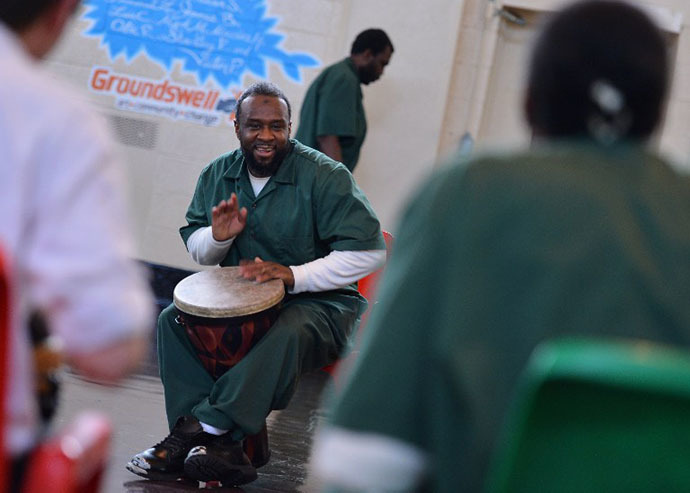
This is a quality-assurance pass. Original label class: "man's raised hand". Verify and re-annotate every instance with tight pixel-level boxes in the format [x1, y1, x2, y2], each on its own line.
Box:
[211, 193, 248, 241]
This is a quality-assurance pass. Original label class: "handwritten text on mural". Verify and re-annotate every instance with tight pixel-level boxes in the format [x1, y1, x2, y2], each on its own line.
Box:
[81, 0, 320, 88]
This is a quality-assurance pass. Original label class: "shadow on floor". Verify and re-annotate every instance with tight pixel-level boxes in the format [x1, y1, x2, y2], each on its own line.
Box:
[54, 370, 331, 493]
[51, 262, 333, 492]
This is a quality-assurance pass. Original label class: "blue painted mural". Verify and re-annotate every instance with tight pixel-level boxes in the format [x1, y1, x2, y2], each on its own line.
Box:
[81, 0, 320, 89]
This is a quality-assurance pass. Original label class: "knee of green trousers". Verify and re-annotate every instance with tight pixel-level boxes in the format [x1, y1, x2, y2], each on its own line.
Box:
[190, 298, 357, 433]
[157, 295, 361, 432]
[157, 303, 215, 430]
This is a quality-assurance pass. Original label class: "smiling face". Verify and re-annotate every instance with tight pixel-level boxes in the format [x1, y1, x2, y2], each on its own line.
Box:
[234, 95, 292, 177]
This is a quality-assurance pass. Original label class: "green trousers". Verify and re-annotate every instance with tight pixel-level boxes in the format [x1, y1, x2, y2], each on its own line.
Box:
[157, 293, 364, 439]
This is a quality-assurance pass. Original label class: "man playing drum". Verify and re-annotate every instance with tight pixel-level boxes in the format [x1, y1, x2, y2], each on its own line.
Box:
[127, 81, 386, 486]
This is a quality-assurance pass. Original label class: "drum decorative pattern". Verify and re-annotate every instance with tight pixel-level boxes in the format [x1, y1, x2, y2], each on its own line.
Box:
[178, 307, 280, 380]
[173, 267, 285, 380]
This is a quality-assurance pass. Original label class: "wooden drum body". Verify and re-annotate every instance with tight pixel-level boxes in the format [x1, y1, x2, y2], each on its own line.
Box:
[173, 267, 285, 380]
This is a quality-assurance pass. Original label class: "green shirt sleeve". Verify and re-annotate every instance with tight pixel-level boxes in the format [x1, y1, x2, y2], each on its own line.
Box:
[326, 164, 477, 491]
[179, 165, 212, 247]
[314, 163, 385, 251]
[328, 168, 449, 442]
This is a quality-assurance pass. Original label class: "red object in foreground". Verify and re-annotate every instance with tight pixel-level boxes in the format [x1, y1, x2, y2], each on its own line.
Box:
[322, 231, 394, 377]
[21, 412, 112, 493]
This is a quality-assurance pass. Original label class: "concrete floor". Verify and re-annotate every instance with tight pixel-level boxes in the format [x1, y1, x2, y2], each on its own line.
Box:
[53, 366, 331, 492]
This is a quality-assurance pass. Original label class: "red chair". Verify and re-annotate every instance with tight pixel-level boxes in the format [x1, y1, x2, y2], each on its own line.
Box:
[245, 232, 393, 465]
[322, 231, 394, 376]
[0, 246, 112, 493]
[0, 248, 11, 493]
[21, 412, 112, 493]
[354, 230, 394, 329]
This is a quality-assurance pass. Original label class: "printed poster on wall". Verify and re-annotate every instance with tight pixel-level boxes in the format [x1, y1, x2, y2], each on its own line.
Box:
[81, 0, 320, 126]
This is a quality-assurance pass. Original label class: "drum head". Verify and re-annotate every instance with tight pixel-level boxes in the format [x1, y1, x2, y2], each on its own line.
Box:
[173, 266, 285, 318]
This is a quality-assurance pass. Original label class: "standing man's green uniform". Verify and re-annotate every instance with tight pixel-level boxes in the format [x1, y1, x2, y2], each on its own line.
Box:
[295, 58, 366, 172]
[295, 28, 394, 173]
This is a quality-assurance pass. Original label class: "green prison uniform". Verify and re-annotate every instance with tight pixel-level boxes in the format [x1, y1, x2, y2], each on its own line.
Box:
[325, 141, 690, 492]
[158, 139, 384, 437]
[295, 58, 366, 172]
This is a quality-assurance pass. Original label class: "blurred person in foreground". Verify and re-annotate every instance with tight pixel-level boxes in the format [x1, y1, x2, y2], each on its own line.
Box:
[309, 1, 690, 491]
[0, 0, 154, 489]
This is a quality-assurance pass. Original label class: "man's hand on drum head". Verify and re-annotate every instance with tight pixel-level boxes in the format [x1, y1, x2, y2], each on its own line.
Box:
[240, 257, 295, 288]
[211, 193, 248, 241]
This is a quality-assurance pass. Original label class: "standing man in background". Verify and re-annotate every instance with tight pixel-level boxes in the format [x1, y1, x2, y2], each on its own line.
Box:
[0, 0, 154, 489]
[295, 28, 394, 173]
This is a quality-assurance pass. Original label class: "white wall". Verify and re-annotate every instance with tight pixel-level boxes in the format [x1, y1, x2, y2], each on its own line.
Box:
[45, 0, 690, 270]
[345, 0, 466, 231]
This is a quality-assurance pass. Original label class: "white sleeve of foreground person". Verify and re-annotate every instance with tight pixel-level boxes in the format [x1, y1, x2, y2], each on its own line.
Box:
[23, 84, 154, 383]
[310, 425, 428, 492]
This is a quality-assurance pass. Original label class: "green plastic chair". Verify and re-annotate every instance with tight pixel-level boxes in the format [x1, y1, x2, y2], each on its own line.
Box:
[486, 337, 690, 493]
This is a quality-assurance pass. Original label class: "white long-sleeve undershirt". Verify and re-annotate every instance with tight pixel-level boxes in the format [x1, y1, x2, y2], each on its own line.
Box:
[186, 226, 386, 294]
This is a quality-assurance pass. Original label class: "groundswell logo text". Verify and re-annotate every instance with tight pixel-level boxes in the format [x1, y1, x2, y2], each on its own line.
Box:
[90, 67, 241, 126]
[81, 1, 320, 126]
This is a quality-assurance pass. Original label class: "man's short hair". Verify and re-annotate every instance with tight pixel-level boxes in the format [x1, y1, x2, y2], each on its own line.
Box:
[235, 81, 292, 122]
[0, 0, 55, 31]
[526, 0, 668, 141]
[351, 29, 394, 56]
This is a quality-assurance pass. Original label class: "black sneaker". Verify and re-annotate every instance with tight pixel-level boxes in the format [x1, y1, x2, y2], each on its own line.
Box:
[243, 421, 271, 468]
[126, 416, 215, 480]
[184, 432, 258, 486]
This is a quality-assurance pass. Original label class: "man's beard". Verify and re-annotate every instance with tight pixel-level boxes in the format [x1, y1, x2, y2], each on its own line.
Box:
[358, 64, 378, 85]
[242, 143, 290, 177]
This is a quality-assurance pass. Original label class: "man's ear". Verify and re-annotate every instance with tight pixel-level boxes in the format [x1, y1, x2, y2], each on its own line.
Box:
[21, 0, 80, 58]
[48, 0, 80, 34]
[234, 119, 240, 139]
[524, 90, 536, 129]
[524, 89, 543, 144]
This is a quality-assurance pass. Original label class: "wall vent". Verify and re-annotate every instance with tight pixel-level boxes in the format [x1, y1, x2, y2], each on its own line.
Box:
[107, 114, 159, 150]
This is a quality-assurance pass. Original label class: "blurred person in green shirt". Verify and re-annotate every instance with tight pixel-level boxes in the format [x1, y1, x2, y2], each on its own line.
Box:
[310, 2, 690, 492]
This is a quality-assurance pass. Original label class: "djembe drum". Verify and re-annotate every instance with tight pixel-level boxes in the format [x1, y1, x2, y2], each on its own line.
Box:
[173, 266, 285, 380]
